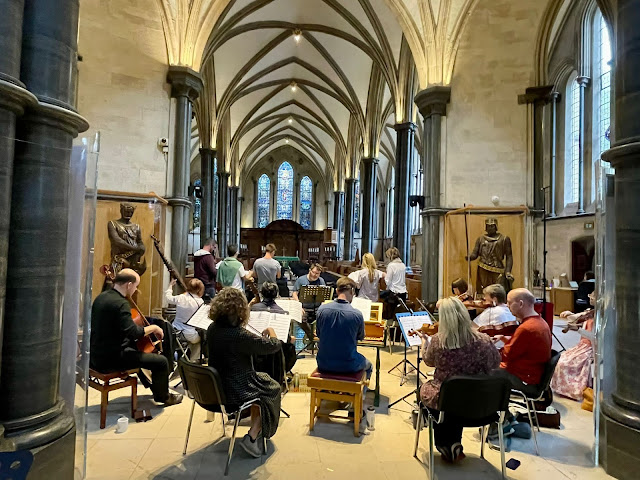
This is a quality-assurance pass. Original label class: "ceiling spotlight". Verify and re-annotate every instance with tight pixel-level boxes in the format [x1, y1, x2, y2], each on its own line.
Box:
[285, 138, 290, 144]
[288, 117, 293, 124]
[293, 29, 302, 43]
[290, 82, 297, 93]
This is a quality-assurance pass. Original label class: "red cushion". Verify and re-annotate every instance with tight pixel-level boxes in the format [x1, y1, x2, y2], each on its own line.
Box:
[310, 368, 365, 382]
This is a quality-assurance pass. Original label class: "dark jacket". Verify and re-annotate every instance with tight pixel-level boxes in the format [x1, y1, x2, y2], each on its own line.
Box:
[193, 249, 217, 288]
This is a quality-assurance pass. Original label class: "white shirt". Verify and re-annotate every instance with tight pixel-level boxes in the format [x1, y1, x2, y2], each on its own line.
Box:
[473, 304, 516, 327]
[165, 288, 204, 335]
[216, 260, 247, 290]
[385, 259, 407, 294]
[349, 268, 384, 301]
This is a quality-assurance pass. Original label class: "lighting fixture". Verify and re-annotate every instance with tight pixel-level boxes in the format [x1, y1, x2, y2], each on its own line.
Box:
[293, 29, 302, 43]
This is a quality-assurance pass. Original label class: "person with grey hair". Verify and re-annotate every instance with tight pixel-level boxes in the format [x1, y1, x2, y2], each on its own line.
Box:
[473, 284, 516, 327]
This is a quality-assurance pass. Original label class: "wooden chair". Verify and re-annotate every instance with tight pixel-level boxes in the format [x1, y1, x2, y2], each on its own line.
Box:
[307, 368, 368, 437]
[88, 368, 139, 429]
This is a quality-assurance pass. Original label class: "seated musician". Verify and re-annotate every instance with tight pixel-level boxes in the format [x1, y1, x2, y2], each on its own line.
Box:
[473, 284, 516, 327]
[251, 282, 297, 374]
[207, 288, 282, 458]
[381, 247, 407, 302]
[491, 288, 552, 392]
[216, 244, 253, 291]
[415, 297, 500, 462]
[348, 252, 386, 301]
[291, 263, 326, 341]
[551, 291, 596, 401]
[316, 277, 373, 387]
[451, 278, 472, 302]
[90, 269, 183, 406]
[165, 278, 205, 362]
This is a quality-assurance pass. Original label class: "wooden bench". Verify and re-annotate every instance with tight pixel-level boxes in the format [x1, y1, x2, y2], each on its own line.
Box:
[308, 369, 368, 437]
[88, 368, 139, 429]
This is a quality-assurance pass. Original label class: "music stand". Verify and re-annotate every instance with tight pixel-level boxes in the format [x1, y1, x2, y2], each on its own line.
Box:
[297, 285, 333, 355]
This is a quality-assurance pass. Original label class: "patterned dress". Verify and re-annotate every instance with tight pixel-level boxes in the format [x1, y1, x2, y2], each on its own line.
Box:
[551, 310, 595, 400]
[207, 323, 283, 438]
[420, 333, 501, 409]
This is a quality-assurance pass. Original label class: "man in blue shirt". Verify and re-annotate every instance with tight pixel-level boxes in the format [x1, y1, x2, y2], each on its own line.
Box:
[316, 277, 373, 380]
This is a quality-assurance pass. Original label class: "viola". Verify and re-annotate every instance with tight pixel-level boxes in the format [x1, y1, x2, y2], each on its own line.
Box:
[408, 322, 439, 337]
[478, 321, 520, 338]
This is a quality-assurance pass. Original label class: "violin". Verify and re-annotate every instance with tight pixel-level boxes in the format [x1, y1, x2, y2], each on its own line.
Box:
[247, 278, 260, 302]
[562, 309, 594, 333]
[478, 321, 520, 338]
[408, 322, 439, 337]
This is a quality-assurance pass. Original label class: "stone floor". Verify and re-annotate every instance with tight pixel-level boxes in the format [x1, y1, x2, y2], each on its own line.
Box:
[77, 320, 615, 480]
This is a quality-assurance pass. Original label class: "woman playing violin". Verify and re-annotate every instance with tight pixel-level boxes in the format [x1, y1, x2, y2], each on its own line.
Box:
[451, 278, 473, 302]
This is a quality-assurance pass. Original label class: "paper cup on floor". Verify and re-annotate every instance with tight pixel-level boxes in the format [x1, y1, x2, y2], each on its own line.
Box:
[116, 416, 128, 434]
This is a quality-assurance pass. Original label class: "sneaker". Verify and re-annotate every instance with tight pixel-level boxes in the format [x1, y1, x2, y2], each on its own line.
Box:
[435, 445, 453, 463]
[451, 443, 465, 462]
[239, 434, 262, 458]
[487, 421, 515, 440]
[163, 393, 183, 407]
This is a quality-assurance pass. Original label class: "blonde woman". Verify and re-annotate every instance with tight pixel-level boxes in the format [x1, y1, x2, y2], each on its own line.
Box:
[349, 253, 385, 301]
[206, 288, 282, 458]
[416, 297, 500, 462]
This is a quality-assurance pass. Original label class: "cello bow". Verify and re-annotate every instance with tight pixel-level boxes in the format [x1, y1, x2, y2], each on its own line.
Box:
[150, 234, 189, 291]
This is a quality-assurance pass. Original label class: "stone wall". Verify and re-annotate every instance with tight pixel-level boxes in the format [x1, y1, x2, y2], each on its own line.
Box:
[77, 0, 171, 194]
[444, 0, 548, 208]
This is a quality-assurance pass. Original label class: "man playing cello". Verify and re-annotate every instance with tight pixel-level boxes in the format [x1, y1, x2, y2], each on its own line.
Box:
[90, 268, 183, 406]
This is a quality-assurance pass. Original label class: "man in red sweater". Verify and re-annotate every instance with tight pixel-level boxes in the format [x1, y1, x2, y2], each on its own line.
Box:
[493, 288, 552, 391]
[193, 237, 218, 302]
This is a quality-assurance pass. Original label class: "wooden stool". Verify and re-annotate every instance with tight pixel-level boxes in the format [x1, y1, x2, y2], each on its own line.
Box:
[88, 368, 139, 429]
[307, 368, 368, 437]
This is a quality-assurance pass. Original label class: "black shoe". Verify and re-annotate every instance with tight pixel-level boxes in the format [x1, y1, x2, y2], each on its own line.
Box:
[163, 393, 183, 407]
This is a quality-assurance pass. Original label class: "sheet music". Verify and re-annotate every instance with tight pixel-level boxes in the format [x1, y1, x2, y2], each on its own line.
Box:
[186, 304, 212, 330]
[274, 298, 303, 323]
[398, 316, 432, 347]
[351, 296, 372, 322]
[246, 311, 292, 341]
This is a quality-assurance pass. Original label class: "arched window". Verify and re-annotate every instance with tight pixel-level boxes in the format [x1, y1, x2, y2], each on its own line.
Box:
[299, 176, 313, 229]
[565, 74, 581, 206]
[593, 9, 613, 196]
[276, 162, 294, 220]
[192, 179, 201, 230]
[257, 174, 270, 228]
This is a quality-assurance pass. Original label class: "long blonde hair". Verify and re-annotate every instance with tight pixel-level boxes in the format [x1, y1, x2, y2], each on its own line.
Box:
[437, 297, 483, 349]
[362, 253, 377, 283]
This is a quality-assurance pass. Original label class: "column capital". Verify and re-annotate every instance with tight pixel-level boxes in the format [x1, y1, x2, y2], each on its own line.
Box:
[550, 91, 561, 101]
[362, 157, 379, 166]
[517, 85, 554, 105]
[167, 66, 203, 101]
[229, 185, 240, 191]
[415, 86, 451, 118]
[217, 171, 231, 179]
[199, 147, 216, 156]
[344, 177, 357, 185]
[166, 196, 193, 208]
[576, 75, 590, 86]
[393, 122, 416, 133]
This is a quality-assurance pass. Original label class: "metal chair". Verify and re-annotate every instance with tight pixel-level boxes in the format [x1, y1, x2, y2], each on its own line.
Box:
[413, 375, 512, 480]
[177, 358, 266, 476]
[510, 349, 562, 455]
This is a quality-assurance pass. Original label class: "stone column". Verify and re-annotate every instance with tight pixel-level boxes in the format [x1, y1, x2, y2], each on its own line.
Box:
[415, 87, 450, 302]
[229, 185, 239, 246]
[199, 147, 215, 244]
[343, 178, 356, 261]
[361, 157, 378, 254]
[166, 67, 202, 278]
[333, 190, 344, 259]
[392, 122, 416, 265]
[600, 1, 640, 475]
[0, 0, 36, 380]
[1, 0, 88, 474]
[217, 171, 230, 254]
[576, 76, 589, 214]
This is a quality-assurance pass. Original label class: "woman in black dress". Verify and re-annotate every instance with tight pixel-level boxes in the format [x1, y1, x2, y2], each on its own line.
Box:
[207, 288, 282, 457]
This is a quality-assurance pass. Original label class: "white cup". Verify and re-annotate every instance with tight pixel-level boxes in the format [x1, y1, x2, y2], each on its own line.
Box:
[366, 406, 375, 430]
[116, 416, 128, 434]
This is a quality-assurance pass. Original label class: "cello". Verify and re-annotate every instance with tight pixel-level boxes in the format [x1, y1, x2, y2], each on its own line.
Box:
[99, 264, 163, 353]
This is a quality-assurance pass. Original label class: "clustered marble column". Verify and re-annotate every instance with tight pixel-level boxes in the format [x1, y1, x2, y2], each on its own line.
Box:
[166, 67, 202, 278]
[415, 87, 449, 302]
[343, 178, 356, 261]
[333, 190, 344, 259]
[228, 185, 239, 246]
[360, 157, 378, 254]
[0, 0, 88, 476]
[199, 147, 215, 244]
[392, 122, 416, 265]
[600, 0, 640, 476]
[217, 171, 230, 255]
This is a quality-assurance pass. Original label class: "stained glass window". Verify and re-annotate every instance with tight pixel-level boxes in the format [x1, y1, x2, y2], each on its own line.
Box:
[277, 162, 294, 220]
[300, 176, 313, 229]
[354, 176, 360, 234]
[192, 179, 201, 230]
[257, 174, 270, 228]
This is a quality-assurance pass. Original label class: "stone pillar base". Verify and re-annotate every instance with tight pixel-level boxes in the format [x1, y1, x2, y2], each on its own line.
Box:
[600, 410, 640, 478]
[25, 426, 75, 479]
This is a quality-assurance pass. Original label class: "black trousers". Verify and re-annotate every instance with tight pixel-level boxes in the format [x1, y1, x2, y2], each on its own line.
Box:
[121, 349, 170, 403]
[425, 408, 465, 448]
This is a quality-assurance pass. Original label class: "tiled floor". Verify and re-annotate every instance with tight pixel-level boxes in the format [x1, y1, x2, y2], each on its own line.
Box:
[77, 321, 614, 480]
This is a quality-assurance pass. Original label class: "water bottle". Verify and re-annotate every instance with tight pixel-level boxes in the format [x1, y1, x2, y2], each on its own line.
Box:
[293, 372, 300, 391]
